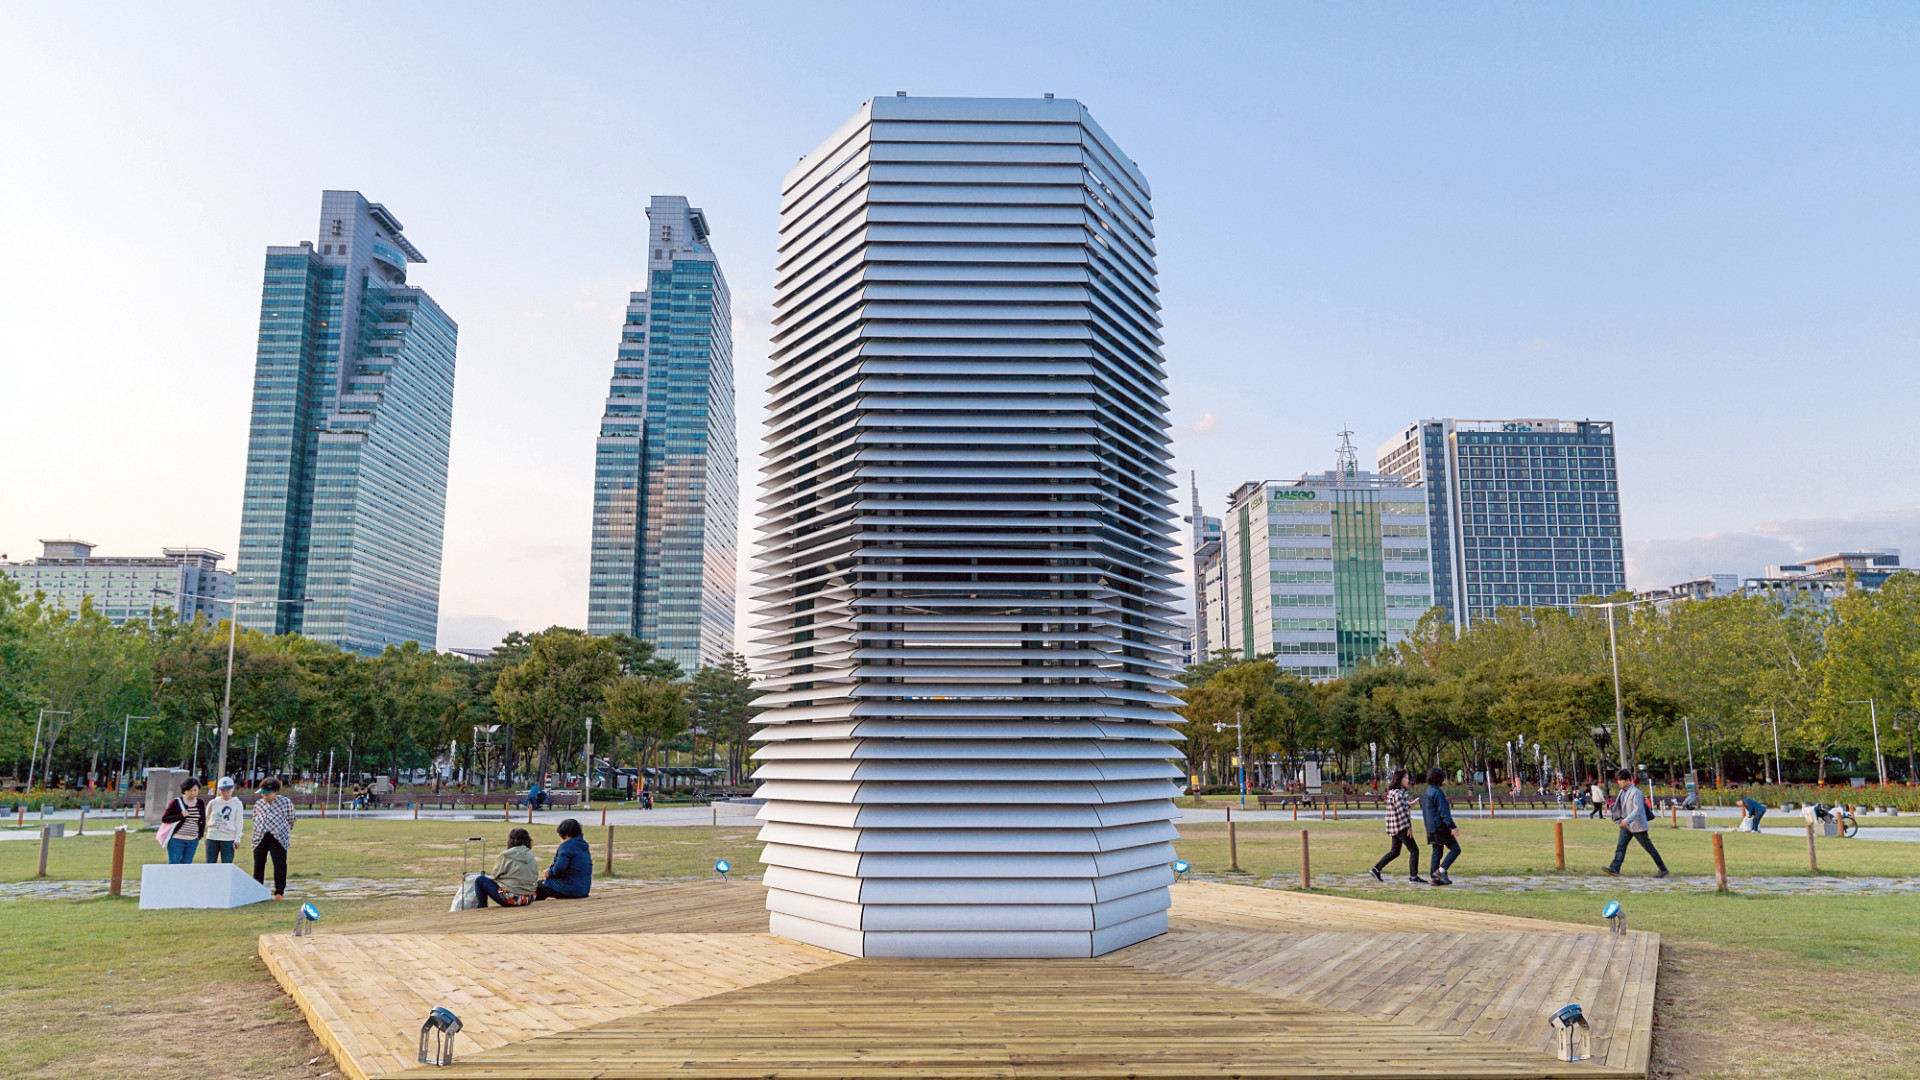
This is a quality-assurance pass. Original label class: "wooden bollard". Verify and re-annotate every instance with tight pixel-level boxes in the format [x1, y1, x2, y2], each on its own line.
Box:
[1711, 831, 1728, 892]
[527, 803, 534, 823]
[503, 800, 510, 822]
[77, 808, 86, 836]
[37, 825, 51, 877]
[1299, 829, 1311, 890]
[413, 802, 419, 821]
[14, 805, 22, 826]
[712, 802, 718, 827]
[1554, 820, 1565, 869]
[601, 807, 607, 827]
[1806, 822, 1818, 873]
[1227, 807, 1238, 871]
[1670, 804, 1678, 827]
[109, 827, 127, 897]
[1332, 803, 1339, 821]
[1320, 801, 1326, 821]
[605, 824, 615, 875]
[1291, 802, 1298, 822]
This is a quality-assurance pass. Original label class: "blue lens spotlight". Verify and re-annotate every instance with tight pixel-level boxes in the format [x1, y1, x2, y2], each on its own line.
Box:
[714, 859, 731, 880]
[1173, 859, 1190, 878]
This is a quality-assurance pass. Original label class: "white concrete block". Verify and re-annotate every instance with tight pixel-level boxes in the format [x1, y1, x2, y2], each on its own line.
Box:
[138, 862, 274, 909]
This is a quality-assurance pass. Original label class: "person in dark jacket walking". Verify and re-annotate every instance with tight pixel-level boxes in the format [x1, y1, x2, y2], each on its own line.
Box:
[1369, 769, 1425, 883]
[534, 818, 593, 900]
[1419, 768, 1461, 885]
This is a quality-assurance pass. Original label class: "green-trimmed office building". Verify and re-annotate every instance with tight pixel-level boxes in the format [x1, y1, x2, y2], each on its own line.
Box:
[1207, 443, 1433, 679]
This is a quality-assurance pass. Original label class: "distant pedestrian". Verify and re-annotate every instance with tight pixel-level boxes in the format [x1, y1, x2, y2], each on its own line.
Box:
[161, 778, 207, 864]
[1369, 769, 1425, 883]
[1602, 769, 1669, 878]
[1588, 780, 1607, 819]
[1737, 795, 1767, 833]
[1419, 768, 1461, 885]
[204, 777, 244, 863]
[251, 777, 296, 899]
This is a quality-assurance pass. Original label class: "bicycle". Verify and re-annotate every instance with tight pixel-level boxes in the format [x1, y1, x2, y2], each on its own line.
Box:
[1811, 803, 1859, 839]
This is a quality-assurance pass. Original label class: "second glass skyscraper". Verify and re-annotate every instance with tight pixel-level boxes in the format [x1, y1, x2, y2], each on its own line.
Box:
[586, 196, 737, 670]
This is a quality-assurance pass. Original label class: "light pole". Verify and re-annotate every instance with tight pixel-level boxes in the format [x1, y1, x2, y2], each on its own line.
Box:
[1845, 699, 1887, 787]
[1577, 598, 1658, 772]
[157, 589, 310, 787]
[583, 717, 594, 810]
[1751, 707, 1782, 787]
[28, 709, 71, 793]
[1214, 711, 1245, 807]
[120, 715, 149, 794]
[1682, 716, 1695, 779]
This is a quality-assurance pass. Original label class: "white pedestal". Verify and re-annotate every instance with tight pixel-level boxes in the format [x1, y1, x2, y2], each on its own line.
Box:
[139, 862, 274, 909]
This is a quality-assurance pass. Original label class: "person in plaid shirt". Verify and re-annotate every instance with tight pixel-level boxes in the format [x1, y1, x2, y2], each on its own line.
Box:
[250, 777, 297, 899]
[1369, 769, 1425, 883]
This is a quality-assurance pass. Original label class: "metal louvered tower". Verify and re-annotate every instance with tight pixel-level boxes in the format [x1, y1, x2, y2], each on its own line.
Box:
[751, 95, 1186, 959]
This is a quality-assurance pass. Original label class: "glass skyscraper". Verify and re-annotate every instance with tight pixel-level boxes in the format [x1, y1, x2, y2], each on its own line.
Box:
[234, 191, 457, 655]
[1378, 418, 1624, 628]
[586, 196, 736, 670]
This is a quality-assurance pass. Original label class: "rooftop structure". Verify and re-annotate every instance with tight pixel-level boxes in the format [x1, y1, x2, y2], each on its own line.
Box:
[1, 539, 233, 625]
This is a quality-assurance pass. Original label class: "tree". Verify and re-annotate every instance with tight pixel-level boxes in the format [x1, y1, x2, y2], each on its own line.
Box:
[1817, 574, 1920, 782]
[690, 653, 760, 784]
[492, 630, 618, 785]
[601, 675, 691, 787]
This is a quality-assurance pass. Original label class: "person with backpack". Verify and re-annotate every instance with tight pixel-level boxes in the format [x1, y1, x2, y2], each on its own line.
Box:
[159, 777, 208, 864]
[1602, 768, 1669, 878]
[1369, 769, 1426, 883]
[1419, 768, 1461, 885]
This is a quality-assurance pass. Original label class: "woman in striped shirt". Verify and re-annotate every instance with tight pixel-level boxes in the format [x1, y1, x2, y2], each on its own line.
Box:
[250, 777, 297, 899]
[1369, 769, 1426, 884]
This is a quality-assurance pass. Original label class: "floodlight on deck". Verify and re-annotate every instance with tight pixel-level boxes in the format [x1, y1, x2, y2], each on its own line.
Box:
[714, 859, 731, 881]
[295, 903, 319, 936]
[1548, 1003, 1590, 1062]
[1601, 900, 1625, 934]
[418, 1006, 462, 1066]
[1173, 859, 1190, 879]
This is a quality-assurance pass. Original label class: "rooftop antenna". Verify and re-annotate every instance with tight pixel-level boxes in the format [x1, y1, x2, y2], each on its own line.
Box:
[1189, 471, 1202, 551]
[1335, 428, 1359, 482]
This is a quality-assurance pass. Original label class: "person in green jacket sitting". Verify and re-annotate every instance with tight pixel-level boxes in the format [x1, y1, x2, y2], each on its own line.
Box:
[473, 828, 539, 907]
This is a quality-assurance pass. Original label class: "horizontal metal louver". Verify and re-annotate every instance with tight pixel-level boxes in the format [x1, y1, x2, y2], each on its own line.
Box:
[752, 96, 1184, 959]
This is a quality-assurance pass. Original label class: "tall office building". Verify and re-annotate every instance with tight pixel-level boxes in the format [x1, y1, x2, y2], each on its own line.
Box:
[751, 96, 1185, 959]
[586, 196, 738, 669]
[1185, 473, 1223, 664]
[235, 191, 457, 654]
[1378, 418, 1623, 629]
[1213, 437, 1433, 679]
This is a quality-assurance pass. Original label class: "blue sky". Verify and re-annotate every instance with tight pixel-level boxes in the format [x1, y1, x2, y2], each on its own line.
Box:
[2, 4, 1915, 648]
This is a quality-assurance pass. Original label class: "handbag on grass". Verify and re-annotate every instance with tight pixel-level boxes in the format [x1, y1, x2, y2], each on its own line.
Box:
[449, 873, 479, 912]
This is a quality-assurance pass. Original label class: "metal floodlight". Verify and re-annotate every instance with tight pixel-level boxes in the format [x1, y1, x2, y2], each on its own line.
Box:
[1601, 901, 1626, 935]
[1548, 1003, 1591, 1062]
[1173, 859, 1190, 878]
[714, 859, 731, 880]
[294, 903, 320, 937]
[418, 1006, 463, 1066]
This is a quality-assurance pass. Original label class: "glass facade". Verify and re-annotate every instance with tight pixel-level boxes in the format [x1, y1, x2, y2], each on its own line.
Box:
[586, 196, 736, 671]
[1379, 419, 1624, 628]
[234, 191, 457, 655]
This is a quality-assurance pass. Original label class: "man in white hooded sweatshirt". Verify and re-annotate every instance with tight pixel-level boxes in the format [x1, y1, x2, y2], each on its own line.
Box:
[204, 777, 245, 864]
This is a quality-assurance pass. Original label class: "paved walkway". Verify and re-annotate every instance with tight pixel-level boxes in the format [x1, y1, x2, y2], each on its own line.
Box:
[1191, 870, 1920, 895]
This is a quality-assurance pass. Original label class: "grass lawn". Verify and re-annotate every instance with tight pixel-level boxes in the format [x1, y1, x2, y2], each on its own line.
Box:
[2, 817, 1916, 1079]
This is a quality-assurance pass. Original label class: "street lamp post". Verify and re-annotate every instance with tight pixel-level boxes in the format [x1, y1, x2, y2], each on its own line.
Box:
[1845, 699, 1887, 787]
[1214, 711, 1245, 807]
[28, 709, 72, 792]
[157, 589, 310, 787]
[1577, 598, 1658, 772]
[1682, 716, 1695, 779]
[1751, 707, 1782, 787]
[120, 715, 149, 794]
[583, 717, 594, 810]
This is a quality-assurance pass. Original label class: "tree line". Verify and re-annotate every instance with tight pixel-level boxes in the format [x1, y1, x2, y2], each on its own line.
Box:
[1178, 576, 1920, 790]
[0, 573, 761, 793]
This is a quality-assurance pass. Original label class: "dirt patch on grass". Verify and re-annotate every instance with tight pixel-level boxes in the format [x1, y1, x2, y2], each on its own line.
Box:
[1651, 940, 1920, 1079]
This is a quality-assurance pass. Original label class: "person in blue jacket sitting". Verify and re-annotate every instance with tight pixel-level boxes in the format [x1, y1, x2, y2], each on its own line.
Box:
[534, 817, 592, 900]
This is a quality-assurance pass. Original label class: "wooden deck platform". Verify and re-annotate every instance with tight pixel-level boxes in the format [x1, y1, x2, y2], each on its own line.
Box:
[262, 881, 1657, 1079]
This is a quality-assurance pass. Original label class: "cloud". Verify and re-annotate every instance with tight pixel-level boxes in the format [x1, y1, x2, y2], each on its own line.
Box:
[1627, 505, 1920, 589]
[437, 612, 528, 652]
[1191, 412, 1219, 434]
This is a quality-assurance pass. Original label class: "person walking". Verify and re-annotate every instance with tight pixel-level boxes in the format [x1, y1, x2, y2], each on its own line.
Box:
[1369, 769, 1426, 883]
[1602, 768, 1669, 878]
[1588, 778, 1607, 819]
[160, 778, 208, 864]
[472, 828, 539, 907]
[534, 818, 593, 900]
[1419, 768, 1461, 885]
[204, 777, 244, 863]
[251, 777, 296, 899]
